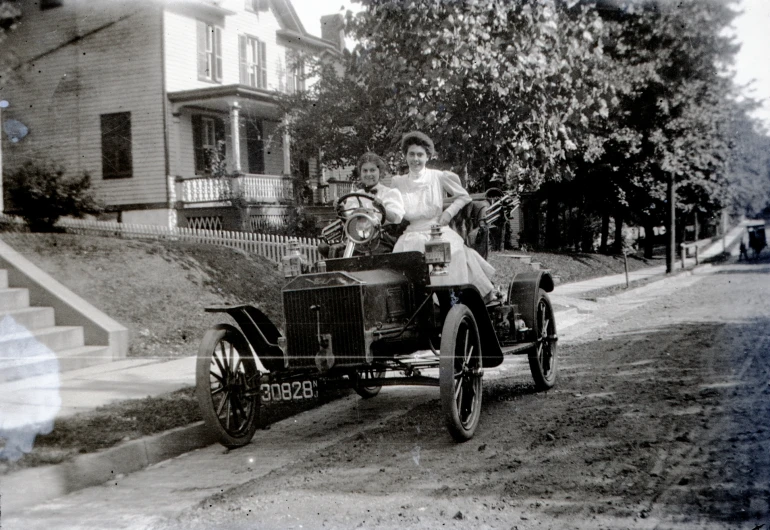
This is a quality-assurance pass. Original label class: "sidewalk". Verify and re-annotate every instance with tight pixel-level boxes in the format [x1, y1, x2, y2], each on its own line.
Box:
[553, 220, 747, 298]
[0, 220, 749, 512]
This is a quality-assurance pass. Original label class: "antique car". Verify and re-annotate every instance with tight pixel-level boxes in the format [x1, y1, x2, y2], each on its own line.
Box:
[195, 191, 558, 447]
[747, 223, 766, 259]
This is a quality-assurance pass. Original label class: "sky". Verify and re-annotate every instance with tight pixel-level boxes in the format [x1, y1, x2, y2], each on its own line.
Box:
[294, 0, 770, 133]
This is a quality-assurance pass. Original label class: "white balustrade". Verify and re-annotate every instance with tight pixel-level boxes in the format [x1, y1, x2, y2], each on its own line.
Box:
[181, 174, 294, 204]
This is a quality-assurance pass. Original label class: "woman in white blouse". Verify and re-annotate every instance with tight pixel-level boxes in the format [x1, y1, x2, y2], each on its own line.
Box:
[346, 152, 404, 224]
[391, 131, 495, 298]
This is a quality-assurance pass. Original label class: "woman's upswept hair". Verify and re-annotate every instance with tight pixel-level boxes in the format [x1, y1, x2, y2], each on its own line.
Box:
[400, 131, 435, 158]
[356, 152, 389, 177]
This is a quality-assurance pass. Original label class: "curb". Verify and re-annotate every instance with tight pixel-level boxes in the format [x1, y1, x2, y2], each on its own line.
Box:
[1, 421, 216, 513]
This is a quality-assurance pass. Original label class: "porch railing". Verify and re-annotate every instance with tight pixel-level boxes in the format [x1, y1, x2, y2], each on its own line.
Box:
[179, 174, 295, 204]
[326, 180, 355, 203]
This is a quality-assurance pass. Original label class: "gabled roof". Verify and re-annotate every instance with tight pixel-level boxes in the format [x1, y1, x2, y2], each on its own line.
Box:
[269, 0, 306, 34]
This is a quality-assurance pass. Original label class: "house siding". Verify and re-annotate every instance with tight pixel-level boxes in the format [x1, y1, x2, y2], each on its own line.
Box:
[0, 0, 167, 208]
[163, 1, 300, 94]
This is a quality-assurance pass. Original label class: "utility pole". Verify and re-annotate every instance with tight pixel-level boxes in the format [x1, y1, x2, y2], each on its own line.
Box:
[0, 100, 4, 215]
[666, 174, 675, 273]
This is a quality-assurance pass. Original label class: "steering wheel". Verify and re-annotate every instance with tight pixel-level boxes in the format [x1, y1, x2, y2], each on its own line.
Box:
[335, 192, 387, 224]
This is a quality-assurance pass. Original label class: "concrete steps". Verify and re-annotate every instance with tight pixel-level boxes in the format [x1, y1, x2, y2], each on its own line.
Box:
[0, 307, 56, 330]
[0, 268, 113, 383]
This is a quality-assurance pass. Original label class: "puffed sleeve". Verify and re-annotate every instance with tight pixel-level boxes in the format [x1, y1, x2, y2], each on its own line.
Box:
[379, 186, 405, 224]
[439, 171, 471, 219]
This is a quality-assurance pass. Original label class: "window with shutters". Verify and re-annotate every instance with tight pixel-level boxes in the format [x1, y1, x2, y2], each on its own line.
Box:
[197, 21, 223, 83]
[100, 112, 132, 179]
[239, 35, 267, 89]
[192, 115, 226, 174]
[285, 49, 305, 94]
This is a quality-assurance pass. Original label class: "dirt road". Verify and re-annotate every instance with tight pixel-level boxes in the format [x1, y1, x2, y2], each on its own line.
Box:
[5, 260, 770, 530]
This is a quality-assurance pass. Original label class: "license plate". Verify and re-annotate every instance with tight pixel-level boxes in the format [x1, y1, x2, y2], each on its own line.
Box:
[260, 380, 318, 403]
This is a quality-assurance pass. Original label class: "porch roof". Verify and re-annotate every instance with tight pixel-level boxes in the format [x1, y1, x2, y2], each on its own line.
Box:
[167, 84, 282, 117]
[276, 28, 340, 55]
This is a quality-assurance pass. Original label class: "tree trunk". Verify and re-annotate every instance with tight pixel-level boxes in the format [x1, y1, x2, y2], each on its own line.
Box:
[643, 220, 655, 259]
[600, 211, 610, 253]
[612, 214, 623, 254]
[666, 175, 675, 273]
[545, 197, 561, 249]
[694, 211, 699, 240]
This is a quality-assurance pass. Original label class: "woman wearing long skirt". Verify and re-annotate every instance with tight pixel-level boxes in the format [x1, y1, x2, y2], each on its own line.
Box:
[391, 131, 495, 298]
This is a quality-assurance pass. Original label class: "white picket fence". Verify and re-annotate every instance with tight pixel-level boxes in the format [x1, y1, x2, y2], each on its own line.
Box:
[0, 214, 321, 264]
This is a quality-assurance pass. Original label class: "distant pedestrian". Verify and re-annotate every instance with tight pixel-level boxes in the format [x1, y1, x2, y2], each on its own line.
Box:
[739, 239, 748, 261]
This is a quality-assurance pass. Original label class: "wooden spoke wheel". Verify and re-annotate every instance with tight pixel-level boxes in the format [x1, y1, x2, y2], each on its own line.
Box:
[528, 289, 558, 390]
[196, 324, 260, 448]
[440, 304, 483, 442]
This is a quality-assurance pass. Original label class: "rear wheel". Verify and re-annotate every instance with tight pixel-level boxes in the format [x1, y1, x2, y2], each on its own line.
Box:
[196, 324, 260, 448]
[354, 366, 385, 399]
[528, 289, 558, 390]
[440, 304, 483, 442]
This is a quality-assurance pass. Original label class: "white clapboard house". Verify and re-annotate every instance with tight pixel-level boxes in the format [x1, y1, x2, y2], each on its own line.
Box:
[0, 0, 353, 231]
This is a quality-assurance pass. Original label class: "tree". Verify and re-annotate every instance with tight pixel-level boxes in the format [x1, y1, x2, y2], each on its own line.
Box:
[587, 0, 742, 261]
[281, 0, 617, 194]
[4, 161, 102, 232]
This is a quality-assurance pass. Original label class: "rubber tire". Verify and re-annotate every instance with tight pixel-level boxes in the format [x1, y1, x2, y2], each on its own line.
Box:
[196, 324, 260, 448]
[440, 304, 483, 442]
[354, 368, 385, 399]
[528, 289, 558, 391]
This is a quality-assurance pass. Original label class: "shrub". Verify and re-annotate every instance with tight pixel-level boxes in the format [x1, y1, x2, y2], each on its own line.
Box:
[4, 161, 102, 232]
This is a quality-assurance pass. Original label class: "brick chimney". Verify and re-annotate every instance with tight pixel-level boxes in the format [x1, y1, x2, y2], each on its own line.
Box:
[320, 14, 345, 52]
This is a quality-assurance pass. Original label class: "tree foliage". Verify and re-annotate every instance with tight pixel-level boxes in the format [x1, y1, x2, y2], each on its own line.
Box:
[4, 161, 102, 232]
[283, 0, 617, 190]
[283, 0, 766, 251]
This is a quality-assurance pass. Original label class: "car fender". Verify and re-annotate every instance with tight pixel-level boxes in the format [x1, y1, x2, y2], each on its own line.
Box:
[205, 305, 285, 372]
[431, 285, 504, 369]
[508, 270, 555, 332]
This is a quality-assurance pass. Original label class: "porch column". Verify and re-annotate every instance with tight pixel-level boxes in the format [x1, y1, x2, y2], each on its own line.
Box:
[229, 102, 242, 173]
[0, 101, 4, 214]
[171, 112, 182, 179]
[282, 120, 291, 175]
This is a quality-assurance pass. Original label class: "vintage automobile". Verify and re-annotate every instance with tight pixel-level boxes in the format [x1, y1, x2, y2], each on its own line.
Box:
[195, 191, 558, 447]
[747, 223, 766, 259]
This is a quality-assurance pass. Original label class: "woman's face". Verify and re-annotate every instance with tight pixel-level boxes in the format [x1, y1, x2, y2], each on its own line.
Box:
[359, 162, 380, 189]
[406, 145, 429, 173]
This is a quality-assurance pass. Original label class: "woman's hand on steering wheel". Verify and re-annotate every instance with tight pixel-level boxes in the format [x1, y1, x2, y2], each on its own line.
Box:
[335, 192, 387, 225]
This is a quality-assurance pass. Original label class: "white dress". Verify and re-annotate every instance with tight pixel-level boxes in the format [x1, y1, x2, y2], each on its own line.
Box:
[391, 168, 495, 296]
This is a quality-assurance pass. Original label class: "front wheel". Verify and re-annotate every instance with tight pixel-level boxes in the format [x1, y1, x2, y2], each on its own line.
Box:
[440, 304, 483, 442]
[353, 366, 385, 399]
[528, 289, 558, 390]
[196, 324, 260, 448]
